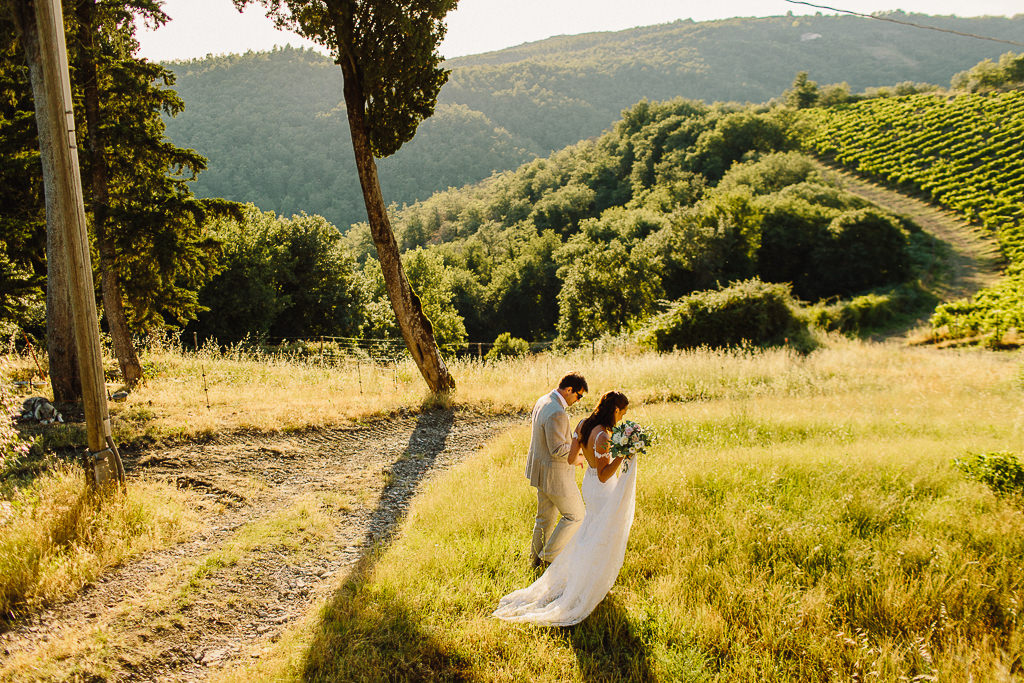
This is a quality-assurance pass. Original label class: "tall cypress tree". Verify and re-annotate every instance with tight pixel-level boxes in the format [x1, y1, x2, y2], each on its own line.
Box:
[236, 0, 457, 393]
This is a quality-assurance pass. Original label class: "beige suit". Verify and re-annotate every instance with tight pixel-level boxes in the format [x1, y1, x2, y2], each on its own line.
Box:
[526, 390, 585, 563]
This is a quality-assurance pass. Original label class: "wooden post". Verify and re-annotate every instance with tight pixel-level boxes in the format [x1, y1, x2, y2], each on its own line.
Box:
[33, 0, 122, 488]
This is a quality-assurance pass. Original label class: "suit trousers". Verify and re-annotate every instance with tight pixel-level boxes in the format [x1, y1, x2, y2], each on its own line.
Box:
[532, 485, 585, 562]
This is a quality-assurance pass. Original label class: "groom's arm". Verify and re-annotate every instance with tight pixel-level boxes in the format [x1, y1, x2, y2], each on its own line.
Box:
[544, 409, 572, 462]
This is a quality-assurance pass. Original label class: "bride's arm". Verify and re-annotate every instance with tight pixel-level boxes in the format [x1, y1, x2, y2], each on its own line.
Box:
[568, 420, 585, 467]
[593, 432, 623, 483]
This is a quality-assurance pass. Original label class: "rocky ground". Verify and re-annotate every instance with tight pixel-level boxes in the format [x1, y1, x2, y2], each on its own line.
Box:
[0, 409, 525, 681]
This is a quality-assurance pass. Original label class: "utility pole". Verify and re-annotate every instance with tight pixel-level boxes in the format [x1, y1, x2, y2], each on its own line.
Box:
[30, 0, 123, 489]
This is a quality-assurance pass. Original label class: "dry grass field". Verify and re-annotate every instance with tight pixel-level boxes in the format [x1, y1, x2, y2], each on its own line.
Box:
[2, 339, 1023, 681]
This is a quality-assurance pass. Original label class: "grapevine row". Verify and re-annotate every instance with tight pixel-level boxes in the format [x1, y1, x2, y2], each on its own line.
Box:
[801, 92, 1024, 341]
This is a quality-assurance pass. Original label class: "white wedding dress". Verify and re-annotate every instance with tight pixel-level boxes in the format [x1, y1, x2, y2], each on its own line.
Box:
[493, 455, 637, 626]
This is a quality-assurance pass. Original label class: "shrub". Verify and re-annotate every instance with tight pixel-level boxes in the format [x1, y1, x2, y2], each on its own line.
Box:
[954, 451, 1024, 495]
[636, 278, 808, 351]
[754, 194, 835, 297]
[809, 209, 911, 298]
[484, 333, 530, 361]
[716, 151, 821, 196]
[806, 283, 937, 334]
[0, 376, 30, 477]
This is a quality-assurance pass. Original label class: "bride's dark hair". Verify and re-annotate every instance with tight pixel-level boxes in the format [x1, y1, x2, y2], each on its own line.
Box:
[576, 391, 629, 450]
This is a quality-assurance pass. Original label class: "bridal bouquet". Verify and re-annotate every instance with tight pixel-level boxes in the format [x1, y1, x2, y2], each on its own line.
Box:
[609, 420, 654, 469]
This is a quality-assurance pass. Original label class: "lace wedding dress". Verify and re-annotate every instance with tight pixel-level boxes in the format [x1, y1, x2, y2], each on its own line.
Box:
[493, 457, 637, 626]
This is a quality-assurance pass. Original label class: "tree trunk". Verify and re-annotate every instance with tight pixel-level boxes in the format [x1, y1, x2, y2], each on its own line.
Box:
[75, 0, 143, 387]
[11, 0, 81, 402]
[336, 55, 455, 394]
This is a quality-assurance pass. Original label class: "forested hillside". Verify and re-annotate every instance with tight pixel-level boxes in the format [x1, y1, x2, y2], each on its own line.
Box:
[163, 13, 1024, 229]
[189, 97, 933, 349]
[802, 85, 1024, 343]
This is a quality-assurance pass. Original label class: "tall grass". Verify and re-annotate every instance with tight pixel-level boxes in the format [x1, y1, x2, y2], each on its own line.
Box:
[13, 332, 994, 446]
[0, 465, 198, 624]
[218, 341, 1024, 682]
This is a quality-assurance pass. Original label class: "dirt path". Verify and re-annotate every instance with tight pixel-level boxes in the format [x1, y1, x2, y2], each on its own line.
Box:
[0, 409, 525, 681]
[812, 159, 1003, 303]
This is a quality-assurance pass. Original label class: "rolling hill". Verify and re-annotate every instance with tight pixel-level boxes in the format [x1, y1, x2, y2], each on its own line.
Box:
[162, 12, 1024, 229]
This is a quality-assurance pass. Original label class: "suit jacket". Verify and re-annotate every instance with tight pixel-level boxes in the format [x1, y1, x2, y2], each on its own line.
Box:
[525, 390, 575, 498]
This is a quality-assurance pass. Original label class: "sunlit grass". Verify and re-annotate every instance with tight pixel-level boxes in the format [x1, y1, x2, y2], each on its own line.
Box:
[0, 492, 351, 682]
[218, 341, 1024, 681]
[4, 339, 1024, 680]
[8, 335, 1019, 448]
[0, 465, 198, 625]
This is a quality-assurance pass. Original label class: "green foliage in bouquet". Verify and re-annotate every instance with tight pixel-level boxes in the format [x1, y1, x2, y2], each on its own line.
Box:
[608, 420, 655, 460]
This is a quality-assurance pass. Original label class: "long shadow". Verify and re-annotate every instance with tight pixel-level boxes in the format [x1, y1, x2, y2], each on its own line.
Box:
[565, 593, 656, 682]
[361, 408, 455, 549]
[301, 408, 475, 681]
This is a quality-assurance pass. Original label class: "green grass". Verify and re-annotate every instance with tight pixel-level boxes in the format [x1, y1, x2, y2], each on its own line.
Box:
[0, 465, 198, 624]
[219, 342, 1024, 682]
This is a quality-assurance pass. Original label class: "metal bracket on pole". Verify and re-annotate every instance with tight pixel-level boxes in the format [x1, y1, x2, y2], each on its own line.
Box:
[83, 435, 125, 491]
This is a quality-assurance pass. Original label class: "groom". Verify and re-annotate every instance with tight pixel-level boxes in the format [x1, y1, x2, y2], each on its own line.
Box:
[526, 372, 588, 568]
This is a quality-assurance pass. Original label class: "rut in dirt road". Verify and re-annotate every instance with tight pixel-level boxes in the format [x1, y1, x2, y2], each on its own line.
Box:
[0, 409, 525, 682]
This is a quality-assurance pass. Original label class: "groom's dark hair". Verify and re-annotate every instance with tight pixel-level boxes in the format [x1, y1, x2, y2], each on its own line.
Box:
[558, 372, 588, 393]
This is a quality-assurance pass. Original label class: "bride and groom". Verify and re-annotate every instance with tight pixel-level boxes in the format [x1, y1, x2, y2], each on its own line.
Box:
[493, 372, 637, 626]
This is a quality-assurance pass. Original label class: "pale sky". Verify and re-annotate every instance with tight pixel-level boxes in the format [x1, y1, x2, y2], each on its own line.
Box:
[135, 0, 1023, 63]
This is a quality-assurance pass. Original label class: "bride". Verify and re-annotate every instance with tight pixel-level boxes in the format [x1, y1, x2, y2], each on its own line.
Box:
[494, 391, 637, 626]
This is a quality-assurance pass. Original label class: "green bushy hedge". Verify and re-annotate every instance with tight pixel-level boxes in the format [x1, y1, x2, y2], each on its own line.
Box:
[636, 278, 807, 351]
[484, 332, 530, 361]
[954, 451, 1024, 495]
[806, 282, 937, 334]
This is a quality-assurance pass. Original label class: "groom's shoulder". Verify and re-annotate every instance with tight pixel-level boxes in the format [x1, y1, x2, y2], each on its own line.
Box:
[534, 391, 557, 412]
[537, 392, 566, 417]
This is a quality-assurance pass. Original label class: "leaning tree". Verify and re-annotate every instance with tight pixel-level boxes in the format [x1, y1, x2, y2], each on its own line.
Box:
[235, 0, 457, 393]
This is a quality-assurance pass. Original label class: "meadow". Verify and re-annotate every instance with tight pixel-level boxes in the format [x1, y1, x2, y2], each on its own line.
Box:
[3, 339, 1024, 681]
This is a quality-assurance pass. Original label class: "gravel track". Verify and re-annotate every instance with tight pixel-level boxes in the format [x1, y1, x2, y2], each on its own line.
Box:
[0, 409, 525, 681]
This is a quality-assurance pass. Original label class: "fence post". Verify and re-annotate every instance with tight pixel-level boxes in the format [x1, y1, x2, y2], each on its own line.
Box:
[357, 360, 362, 394]
[477, 342, 483, 361]
[319, 336, 324, 366]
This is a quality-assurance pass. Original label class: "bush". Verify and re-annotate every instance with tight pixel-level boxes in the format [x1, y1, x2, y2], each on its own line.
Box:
[716, 151, 821, 196]
[954, 451, 1024, 495]
[809, 209, 911, 298]
[484, 333, 530, 361]
[0, 376, 30, 478]
[806, 283, 937, 334]
[636, 278, 809, 351]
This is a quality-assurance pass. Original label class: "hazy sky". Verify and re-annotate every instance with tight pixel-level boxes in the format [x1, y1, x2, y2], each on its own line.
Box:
[135, 0, 1023, 62]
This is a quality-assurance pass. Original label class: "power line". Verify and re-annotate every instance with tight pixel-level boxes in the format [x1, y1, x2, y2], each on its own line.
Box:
[783, 0, 1024, 48]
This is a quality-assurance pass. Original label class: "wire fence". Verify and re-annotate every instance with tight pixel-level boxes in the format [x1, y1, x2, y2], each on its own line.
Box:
[191, 334, 603, 368]
[4, 329, 624, 389]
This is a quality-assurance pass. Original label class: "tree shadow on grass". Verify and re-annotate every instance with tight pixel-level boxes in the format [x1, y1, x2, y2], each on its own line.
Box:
[301, 408, 474, 681]
[565, 593, 656, 682]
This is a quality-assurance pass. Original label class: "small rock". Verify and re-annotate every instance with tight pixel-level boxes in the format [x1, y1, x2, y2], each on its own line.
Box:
[201, 647, 229, 665]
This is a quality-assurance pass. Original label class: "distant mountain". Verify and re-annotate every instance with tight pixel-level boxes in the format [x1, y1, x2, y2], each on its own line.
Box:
[163, 12, 1024, 229]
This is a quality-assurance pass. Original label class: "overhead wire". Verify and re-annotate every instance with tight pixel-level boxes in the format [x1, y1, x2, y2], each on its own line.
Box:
[782, 0, 1024, 48]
